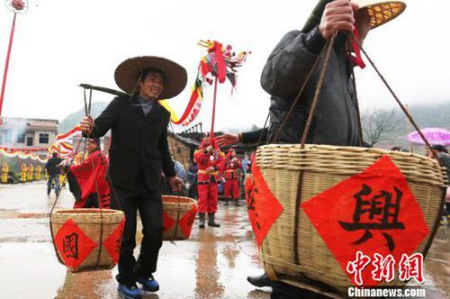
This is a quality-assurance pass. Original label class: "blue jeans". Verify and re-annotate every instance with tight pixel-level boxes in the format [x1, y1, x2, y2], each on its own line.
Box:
[47, 174, 60, 195]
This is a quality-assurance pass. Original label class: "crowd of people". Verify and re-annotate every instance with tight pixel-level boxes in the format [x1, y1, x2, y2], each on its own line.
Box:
[0, 161, 46, 184]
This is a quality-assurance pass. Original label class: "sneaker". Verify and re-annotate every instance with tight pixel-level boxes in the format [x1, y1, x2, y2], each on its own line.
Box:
[138, 274, 160, 292]
[118, 283, 141, 299]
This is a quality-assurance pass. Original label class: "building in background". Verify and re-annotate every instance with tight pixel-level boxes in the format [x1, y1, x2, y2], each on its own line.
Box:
[0, 117, 58, 150]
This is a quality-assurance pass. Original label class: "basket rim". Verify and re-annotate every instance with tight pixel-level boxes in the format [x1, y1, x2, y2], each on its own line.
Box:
[258, 144, 439, 164]
[162, 195, 196, 201]
[51, 208, 124, 216]
[162, 195, 197, 206]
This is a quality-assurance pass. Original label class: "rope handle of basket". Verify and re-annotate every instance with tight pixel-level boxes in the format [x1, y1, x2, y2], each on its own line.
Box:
[299, 33, 338, 148]
[47, 89, 102, 266]
[350, 34, 437, 158]
[272, 31, 438, 160]
[47, 134, 86, 266]
[254, 112, 270, 148]
[167, 123, 186, 244]
[49, 90, 113, 212]
[270, 33, 332, 145]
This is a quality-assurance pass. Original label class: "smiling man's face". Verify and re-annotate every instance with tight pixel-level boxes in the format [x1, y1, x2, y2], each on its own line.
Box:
[138, 71, 164, 101]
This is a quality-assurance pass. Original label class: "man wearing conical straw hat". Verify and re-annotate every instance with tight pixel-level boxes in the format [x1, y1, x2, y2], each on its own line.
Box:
[235, 0, 407, 295]
[80, 56, 186, 299]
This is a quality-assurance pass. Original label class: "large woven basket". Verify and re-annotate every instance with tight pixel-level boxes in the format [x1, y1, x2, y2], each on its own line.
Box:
[162, 195, 198, 241]
[50, 209, 125, 272]
[255, 144, 447, 295]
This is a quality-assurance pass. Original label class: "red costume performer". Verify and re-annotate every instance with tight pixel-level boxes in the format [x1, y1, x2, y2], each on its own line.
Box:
[194, 136, 225, 228]
[68, 140, 111, 209]
[224, 148, 242, 206]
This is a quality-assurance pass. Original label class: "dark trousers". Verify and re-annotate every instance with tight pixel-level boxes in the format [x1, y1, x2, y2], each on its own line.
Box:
[111, 176, 163, 285]
[47, 174, 60, 195]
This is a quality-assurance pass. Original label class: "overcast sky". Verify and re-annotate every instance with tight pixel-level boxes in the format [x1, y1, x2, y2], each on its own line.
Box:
[0, 0, 449, 133]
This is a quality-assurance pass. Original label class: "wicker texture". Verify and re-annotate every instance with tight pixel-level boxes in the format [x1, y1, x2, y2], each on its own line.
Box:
[51, 209, 125, 272]
[256, 144, 446, 293]
[162, 195, 198, 241]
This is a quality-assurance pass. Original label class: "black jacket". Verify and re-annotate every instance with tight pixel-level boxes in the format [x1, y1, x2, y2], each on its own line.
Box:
[45, 156, 62, 176]
[91, 96, 176, 190]
[261, 28, 361, 146]
[437, 153, 450, 179]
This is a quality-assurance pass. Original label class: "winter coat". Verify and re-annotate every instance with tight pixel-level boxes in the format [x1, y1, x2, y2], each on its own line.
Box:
[261, 29, 361, 146]
[90, 96, 176, 190]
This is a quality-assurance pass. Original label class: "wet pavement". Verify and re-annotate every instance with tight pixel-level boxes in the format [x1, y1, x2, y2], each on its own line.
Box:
[0, 182, 449, 298]
[0, 182, 269, 299]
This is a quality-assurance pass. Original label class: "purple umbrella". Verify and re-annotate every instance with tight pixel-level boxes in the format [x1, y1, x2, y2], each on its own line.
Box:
[407, 127, 450, 145]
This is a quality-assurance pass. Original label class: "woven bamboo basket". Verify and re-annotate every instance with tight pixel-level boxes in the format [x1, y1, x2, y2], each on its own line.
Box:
[255, 144, 447, 295]
[162, 195, 198, 241]
[50, 209, 125, 272]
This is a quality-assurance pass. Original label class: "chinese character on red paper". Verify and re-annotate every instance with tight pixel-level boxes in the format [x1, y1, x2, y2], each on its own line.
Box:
[339, 184, 405, 252]
[245, 163, 283, 248]
[63, 233, 79, 259]
[399, 253, 424, 283]
[303, 156, 430, 287]
[246, 185, 261, 231]
[347, 251, 371, 286]
[371, 253, 395, 282]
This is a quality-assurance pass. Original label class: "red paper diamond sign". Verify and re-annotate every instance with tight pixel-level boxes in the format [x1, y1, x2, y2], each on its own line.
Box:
[54, 218, 98, 269]
[245, 161, 284, 248]
[103, 218, 125, 264]
[302, 155, 429, 287]
[163, 211, 176, 234]
[179, 204, 198, 239]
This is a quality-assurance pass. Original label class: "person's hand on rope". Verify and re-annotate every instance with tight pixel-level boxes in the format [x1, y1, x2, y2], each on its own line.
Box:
[216, 134, 240, 147]
[169, 176, 185, 192]
[319, 0, 359, 40]
[80, 116, 94, 135]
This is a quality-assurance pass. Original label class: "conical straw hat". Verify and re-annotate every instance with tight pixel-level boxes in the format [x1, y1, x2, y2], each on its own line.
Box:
[114, 56, 187, 99]
[302, 0, 406, 32]
[353, 0, 406, 29]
